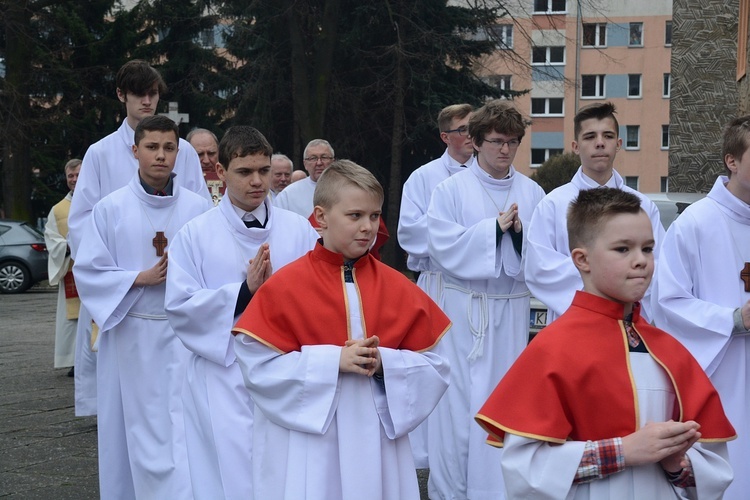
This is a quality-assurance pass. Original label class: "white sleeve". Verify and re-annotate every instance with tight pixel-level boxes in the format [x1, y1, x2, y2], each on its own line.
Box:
[397, 173, 430, 264]
[44, 208, 70, 286]
[68, 150, 103, 259]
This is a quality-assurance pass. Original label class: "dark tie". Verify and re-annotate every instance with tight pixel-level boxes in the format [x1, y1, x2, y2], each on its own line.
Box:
[155, 190, 167, 196]
[244, 218, 263, 229]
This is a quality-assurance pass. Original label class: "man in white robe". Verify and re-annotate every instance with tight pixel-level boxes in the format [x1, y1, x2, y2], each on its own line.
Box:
[74, 115, 212, 499]
[525, 102, 664, 324]
[652, 115, 750, 500]
[397, 103, 473, 468]
[426, 100, 545, 500]
[44, 159, 81, 373]
[67, 60, 209, 417]
[165, 126, 318, 499]
[273, 139, 334, 217]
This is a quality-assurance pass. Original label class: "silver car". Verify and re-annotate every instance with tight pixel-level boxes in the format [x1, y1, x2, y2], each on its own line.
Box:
[0, 220, 49, 293]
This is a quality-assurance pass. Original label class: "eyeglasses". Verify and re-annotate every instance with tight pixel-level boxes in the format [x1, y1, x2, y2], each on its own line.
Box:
[483, 138, 520, 149]
[303, 155, 334, 163]
[444, 126, 469, 137]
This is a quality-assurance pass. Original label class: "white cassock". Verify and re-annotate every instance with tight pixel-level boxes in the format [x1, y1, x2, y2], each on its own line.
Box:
[426, 160, 545, 500]
[525, 167, 665, 323]
[652, 176, 750, 500]
[164, 197, 318, 500]
[68, 120, 209, 417]
[233, 284, 450, 500]
[397, 149, 466, 467]
[273, 176, 316, 217]
[44, 192, 76, 368]
[501, 353, 732, 500]
[73, 173, 212, 500]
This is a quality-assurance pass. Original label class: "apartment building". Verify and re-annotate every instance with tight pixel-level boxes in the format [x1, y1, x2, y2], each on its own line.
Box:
[479, 0, 672, 192]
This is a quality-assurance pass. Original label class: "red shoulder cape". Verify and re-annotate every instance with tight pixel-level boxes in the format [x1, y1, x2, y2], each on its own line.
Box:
[232, 243, 450, 353]
[475, 292, 735, 445]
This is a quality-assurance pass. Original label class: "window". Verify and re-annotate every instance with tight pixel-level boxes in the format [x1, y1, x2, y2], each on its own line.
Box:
[199, 29, 215, 48]
[582, 23, 607, 47]
[628, 74, 642, 98]
[581, 75, 605, 98]
[629, 22, 643, 46]
[626, 125, 640, 149]
[625, 176, 639, 190]
[663, 73, 671, 97]
[534, 0, 566, 13]
[665, 21, 672, 46]
[531, 148, 564, 167]
[492, 74, 512, 91]
[531, 98, 564, 116]
[662, 125, 670, 149]
[493, 24, 513, 49]
[532, 46, 565, 64]
[660, 176, 669, 192]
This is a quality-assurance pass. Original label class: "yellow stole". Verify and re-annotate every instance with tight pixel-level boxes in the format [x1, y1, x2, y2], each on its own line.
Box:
[52, 198, 80, 320]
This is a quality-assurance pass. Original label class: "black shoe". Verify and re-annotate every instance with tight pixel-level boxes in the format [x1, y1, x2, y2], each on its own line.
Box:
[67, 367, 75, 377]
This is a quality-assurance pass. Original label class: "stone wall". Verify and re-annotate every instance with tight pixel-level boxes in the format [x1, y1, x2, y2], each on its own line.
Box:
[670, 0, 738, 192]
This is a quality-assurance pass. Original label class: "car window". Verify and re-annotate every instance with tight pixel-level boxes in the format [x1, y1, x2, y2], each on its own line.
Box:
[0, 224, 10, 237]
[19, 222, 44, 239]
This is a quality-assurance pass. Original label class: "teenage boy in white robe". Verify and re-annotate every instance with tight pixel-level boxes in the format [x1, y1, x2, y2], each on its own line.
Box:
[653, 115, 750, 500]
[74, 115, 212, 499]
[425, 99, 545, 500]
[397, 103, 473, 468]
[44, 159, 81, 375]
[67, 59, 209, 417]
[165, 126, 319, 500]
[525, 101, 664, 324]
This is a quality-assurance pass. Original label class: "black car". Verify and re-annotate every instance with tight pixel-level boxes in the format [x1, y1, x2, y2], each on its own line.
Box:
[0, 220, 49, 293]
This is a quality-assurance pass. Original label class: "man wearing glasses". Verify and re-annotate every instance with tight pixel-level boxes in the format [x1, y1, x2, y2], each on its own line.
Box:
[425, 99, 545, 500]
[274, 139, 335, 217]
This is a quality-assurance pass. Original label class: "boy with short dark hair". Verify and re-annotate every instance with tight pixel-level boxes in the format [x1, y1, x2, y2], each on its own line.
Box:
[525, 101, 665, 324]
[232, 159, 451, 500]
[73, 115, 212, 499]
[477, 187, 735, 499]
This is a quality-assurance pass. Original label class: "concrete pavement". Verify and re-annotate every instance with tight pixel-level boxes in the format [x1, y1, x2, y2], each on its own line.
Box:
[0, 285, 98, 499]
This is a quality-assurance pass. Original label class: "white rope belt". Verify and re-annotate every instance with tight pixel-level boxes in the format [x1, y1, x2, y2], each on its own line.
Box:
[420, 270, 445, 306]
[126, 311, 168, 320]
[443, 283, 530, 362]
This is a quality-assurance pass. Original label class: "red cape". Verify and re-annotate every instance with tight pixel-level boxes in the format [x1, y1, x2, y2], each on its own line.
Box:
[308, 213, 389, 260]
[232, 243, 450, 353]
[476, 292, 736, 446]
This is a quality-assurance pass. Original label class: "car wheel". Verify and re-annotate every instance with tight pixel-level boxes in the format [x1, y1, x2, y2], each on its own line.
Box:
[0, 261, 32, 294]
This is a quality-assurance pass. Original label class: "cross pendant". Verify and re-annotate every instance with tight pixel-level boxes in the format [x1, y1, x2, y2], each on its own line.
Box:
[153, 231, 168, 257]
[741, 262, 750, 292]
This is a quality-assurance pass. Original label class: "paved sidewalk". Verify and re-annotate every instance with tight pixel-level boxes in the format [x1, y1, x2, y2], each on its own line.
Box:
[0, 286, 98, 499]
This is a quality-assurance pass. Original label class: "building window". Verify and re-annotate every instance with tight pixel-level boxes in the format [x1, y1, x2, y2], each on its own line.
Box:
[665, 21, 672, 46]
[531, 148, 564, 167]
[492, 74, 512, 91]
[626, 125, 640, 149]
[534, 0, 566, 13]
[532, 46, 565, 65]
[663, 73, 671, 97]
[625, 176, 639, 190]
[629, 22, 643, 46]
[628, 74, 642, 98]
[582, 23, 607, 47]
[661, 176, 669, 192]
[581, 75, 605, 98]
[531, 98, 564, 116]
[493, 24, 513, 49]
[662, 125, 670, 149]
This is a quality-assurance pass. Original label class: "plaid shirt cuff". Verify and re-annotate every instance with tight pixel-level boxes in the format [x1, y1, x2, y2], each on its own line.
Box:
[574, 438, 625, 484]
[664, 455, 696, 488]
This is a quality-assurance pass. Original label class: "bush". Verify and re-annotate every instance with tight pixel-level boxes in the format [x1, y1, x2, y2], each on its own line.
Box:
[531, 152, 580, 193]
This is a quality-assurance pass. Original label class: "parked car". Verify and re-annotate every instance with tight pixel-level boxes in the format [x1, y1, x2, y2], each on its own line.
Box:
[0, 220, 49, 293]
[528, 192, 706, 338]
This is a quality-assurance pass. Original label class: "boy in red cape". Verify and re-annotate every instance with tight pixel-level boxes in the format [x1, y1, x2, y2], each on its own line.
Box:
[476, 187, 734, 499]
[232, 159, 451, 500]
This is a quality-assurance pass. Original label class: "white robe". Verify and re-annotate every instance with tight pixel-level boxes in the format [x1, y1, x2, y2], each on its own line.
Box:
[74, 174, 212, 500]
[426, 160, 545, 500]
[397, 149, 466, 467]
[501, 353, 732, 500]
[272, 176, 316, 217]
[525, 167, 665, 323]
[67, 119, 210, 417]
[164, 197, 318, 500]
[233, 282, 450, 500]
[652, 176, 750, 500]
[44, 192, 76, 368]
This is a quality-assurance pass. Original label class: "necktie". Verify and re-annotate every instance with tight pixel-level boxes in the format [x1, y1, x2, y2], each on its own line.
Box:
[155, 190, 167, 196]
[244, 218, 263, 229]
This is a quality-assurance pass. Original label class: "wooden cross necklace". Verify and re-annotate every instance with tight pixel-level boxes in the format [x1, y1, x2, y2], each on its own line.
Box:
[139, 202, 178, 257]
[719, 209, 750, 292]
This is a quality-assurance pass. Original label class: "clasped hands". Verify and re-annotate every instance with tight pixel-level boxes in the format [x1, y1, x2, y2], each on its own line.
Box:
[340, 335, 382, 377]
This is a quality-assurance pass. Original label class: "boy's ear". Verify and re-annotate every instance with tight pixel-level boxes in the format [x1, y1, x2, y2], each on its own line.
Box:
[132, 144, 139, 159]
[215, 162, 226, 181]
[313, 205, 327, 229]
[116, 88, 126, 103]
[571, 247, 590, 274]
[725, 154, 738, 176]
